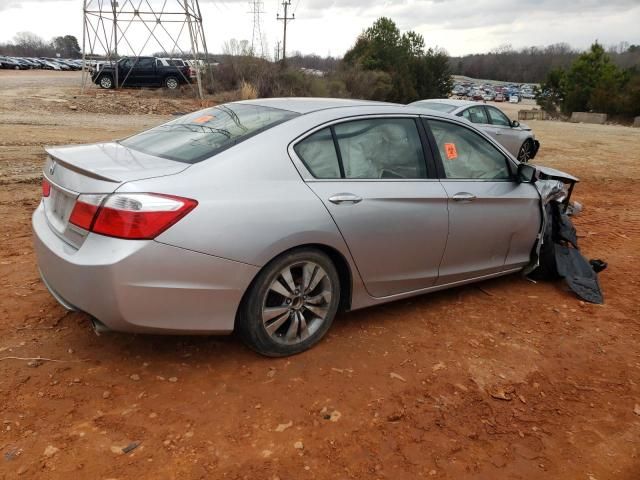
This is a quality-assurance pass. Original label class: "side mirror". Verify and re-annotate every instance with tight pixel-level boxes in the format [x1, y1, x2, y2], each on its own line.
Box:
[511, 120, 520, 128]
[517, 163, 538, 184]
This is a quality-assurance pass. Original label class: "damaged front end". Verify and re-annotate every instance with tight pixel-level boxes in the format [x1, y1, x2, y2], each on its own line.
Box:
[525, 165, 578, 276]
[525, 165, 605, 304]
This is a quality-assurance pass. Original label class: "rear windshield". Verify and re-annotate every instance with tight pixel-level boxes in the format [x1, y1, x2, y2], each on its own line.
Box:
[413, 102, 457, 113]
[120, 103, 298, 163]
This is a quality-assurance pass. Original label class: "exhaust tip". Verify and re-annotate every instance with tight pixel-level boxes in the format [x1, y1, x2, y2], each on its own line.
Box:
[91, 318, 111, 335]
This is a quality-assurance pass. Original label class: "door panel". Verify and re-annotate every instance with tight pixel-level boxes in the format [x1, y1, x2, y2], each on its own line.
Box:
[135, 58, 157, 85]
[296, 117, 449, 298]
[306, 181, 449, 297]
[437, 181, 540, 284]
[424, 117, 541, 284]
[485, 106, 520, 155]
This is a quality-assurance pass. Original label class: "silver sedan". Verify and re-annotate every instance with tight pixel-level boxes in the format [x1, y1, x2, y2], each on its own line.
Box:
[410, 99, 540, 162]
[33, 98, 568, 356]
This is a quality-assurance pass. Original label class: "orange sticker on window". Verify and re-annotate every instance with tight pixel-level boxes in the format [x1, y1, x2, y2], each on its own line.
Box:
[193, 115, 214, 124]
[444, 143, 458, 160]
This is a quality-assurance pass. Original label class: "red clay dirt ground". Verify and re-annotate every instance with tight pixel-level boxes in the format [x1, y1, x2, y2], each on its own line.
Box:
[1, 70, 640, 479]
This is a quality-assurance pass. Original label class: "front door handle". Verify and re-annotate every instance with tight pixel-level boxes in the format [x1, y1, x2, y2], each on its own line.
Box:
[452, 192, 477, 202]
[494, 129, 502, 135]
[328, 193, 363, 205]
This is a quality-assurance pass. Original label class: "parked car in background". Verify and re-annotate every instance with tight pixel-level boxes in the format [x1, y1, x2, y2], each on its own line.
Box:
[494, 93, 505, 102]
[509, 94, 520, 104]
[157, 57, 196, 78]
[34, 98, 567, 356]
[0, 56, 26, 69]
[482, 92, 495, 102]
[451, 85, 466, 97]
[92, 56, 191, 89]
[410, 98, 540, 162]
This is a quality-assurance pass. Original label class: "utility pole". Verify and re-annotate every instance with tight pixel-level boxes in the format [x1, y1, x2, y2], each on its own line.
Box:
[112, 0, 118, 88]
[276, 0, 294, 63]
[275, 41, 281, 62]
[249, 0, 265, 58]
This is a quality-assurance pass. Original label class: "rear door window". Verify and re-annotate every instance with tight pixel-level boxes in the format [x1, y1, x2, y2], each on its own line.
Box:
[136, 58, 155, 69]
[333, 118, 426, 179]
[460, 106, 489, 124]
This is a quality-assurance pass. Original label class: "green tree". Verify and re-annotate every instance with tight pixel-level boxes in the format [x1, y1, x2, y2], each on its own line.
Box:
[561, 42, 626, 115]
[52, 35, 81, 58]
[343, 17, 451, 103]
[535, 67, 565, 117]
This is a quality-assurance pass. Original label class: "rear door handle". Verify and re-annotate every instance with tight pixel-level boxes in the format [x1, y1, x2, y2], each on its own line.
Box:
[452, 192, 477, 202]
[494, 129, 502, 135]
[328, 193, 362, 205]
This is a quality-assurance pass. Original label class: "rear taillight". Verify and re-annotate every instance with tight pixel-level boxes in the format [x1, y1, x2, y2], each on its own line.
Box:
[42, 178, 51, 197]
[69, 194, 105, 230]
[69, 193, 197, 240]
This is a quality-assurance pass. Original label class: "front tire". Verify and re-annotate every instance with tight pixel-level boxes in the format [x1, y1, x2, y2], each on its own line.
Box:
[98, 75, 113, 89]
[517, 139, 534, 163]
[237, 249, 340, 357]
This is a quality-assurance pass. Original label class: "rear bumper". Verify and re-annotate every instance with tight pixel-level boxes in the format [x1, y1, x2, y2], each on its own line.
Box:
[32, 203, 259, 334]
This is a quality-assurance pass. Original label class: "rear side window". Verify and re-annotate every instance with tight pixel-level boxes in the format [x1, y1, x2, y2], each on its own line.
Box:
[294, 128, 341, 179]
[120, 103, 298, 163]
[461, 106, 488, 124]
[334, 118, 426, 179]
[136, 58, 155, 68]
[427, 119, 511, 180]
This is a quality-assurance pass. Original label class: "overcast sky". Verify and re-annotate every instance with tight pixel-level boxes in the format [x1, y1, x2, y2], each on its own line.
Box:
[0, 0, 638, 57]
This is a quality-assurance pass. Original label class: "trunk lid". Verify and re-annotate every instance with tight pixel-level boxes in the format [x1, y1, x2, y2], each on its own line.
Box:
[42, 142, 190, 247]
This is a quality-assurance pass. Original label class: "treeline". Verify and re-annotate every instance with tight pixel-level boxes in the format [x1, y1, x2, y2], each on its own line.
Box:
[536, 43, 640, 118]
[210, 17, 452, 104]
[0, 32, 81, 58]
[451, 43, 640, 84]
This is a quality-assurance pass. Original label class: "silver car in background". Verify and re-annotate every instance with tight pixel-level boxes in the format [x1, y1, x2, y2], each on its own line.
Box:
[34, 98, 562, 356]
[410, 99, 540, 162]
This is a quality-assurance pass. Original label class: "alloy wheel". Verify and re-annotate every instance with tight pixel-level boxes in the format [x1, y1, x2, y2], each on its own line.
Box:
[518, 141, 532, 162]
[262, 261, 332, 345]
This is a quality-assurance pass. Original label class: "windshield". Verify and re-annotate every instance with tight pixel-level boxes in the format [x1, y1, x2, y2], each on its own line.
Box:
[413, 102, 457, 113]
[120, 103, 299, 164]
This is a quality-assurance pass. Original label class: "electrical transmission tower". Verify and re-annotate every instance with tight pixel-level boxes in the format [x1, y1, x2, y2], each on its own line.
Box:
[276, 0, 294, 63]
[248, 0, 265, 58]
[81, 0, 212, 98]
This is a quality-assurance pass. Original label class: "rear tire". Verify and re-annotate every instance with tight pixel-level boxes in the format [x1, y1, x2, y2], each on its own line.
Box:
[517, 139, 534, 163]
[164, 76, 179, 90]
[237, 248, 340, 357]
[98, 75, 114, 89]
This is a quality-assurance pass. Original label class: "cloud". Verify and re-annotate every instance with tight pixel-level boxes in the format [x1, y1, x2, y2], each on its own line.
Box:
[0, 0, 637, 56]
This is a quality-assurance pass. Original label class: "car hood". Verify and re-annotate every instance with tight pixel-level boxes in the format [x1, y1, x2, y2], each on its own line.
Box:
[533, 164, 579, 183]
[518, 122, 532, 131]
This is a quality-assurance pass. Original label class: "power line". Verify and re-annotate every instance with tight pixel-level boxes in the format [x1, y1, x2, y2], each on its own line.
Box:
[248, 0, 265, 58]
[276, 0, 294, 63]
